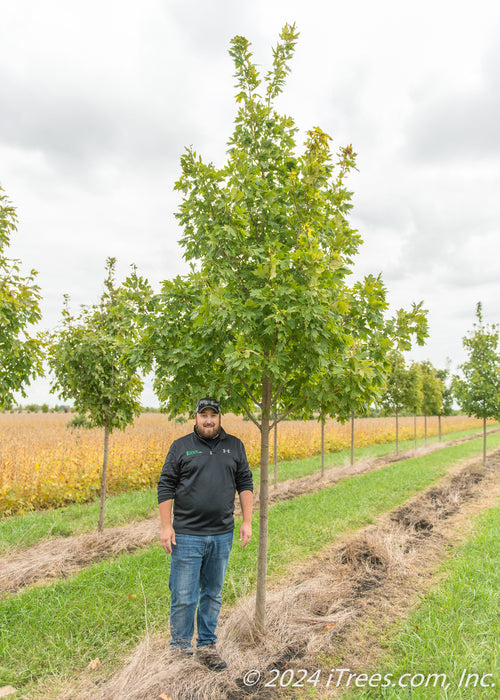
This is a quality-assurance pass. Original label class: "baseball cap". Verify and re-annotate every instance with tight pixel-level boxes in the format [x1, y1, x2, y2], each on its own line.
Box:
[195, 397, 221, 414]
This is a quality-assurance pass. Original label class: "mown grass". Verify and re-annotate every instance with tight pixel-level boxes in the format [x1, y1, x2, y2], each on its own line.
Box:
[344, 495, 500, 698]
[0, 488, 157, 554]
[2, 432, 500, 695]
[0, 424, 497, 554]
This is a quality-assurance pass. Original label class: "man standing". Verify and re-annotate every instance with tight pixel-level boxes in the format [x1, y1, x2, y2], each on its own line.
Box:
[158, 397, 253, 671]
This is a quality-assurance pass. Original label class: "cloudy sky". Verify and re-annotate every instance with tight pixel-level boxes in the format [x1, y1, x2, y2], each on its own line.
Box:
[2, 0, 499, 406]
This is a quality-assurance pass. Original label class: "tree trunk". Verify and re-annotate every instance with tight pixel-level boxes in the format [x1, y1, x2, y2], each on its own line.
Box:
[414, 412, 417, 451]
[483, 416, 487, 466]
[273, 414, 278, 488]
[98, 422, 110, 534]
[424, 415, 427, 446]
[255, 376, 272, 631]
[395, 410, 399, 456]
[321, 410, 325, 477]
[350, 411, 355, 466]
[439, 414, 442, 442]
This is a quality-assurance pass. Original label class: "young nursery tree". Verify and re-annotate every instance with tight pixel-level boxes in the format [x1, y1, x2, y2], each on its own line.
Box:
[453, 303, 500, 465]
[408, 361, 423, 450]
[148, 26, 427, 630]
[48, 258, 152, 532]
[437, 361, 454, 440]
[419, 360, 444, 444]
[309, 281, 427, 470]
[379, 351, 422, 454]
[312, 340, 386, 472]
[0, 186, 43, 408]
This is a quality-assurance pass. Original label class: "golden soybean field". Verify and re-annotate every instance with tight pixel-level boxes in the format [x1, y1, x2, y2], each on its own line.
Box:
[0, 412, 485, 516]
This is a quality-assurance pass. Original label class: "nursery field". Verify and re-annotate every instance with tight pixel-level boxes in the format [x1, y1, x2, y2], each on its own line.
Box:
[1, 426, 500, 699]
[0, 412, 487, 516]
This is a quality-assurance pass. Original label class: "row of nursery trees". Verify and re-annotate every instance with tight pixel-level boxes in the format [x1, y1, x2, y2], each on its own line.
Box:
[379, 353, 450, 454]
[307, 353, 451, 483]
[2, 25, 500, 630]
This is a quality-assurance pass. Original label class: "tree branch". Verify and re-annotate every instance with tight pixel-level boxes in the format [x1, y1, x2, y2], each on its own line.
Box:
[271, 370, 292, 405]
[241, 402, 261, 431]
[270, 396, 306, 429]
[238, 374, 262, 409]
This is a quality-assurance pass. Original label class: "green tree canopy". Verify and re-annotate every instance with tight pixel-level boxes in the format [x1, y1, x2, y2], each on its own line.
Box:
[408, 361, 424, 416]
[0, 186, 43, 408]
[436, 361, 455, 416]
[419, 360, 444, 417]
[48, 258, 152, 530]
[378, 350, 423, 454]
[379, 350, 420, 417]
[146, 25, 427, 627]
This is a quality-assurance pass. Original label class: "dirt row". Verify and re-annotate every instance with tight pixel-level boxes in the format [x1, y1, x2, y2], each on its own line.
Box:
[51, 446, 500, 700]
[0, 432, 490, 594]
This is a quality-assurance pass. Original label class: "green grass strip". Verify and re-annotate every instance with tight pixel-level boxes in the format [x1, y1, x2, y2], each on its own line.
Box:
[344, 495, 500, 699]
[2, 431, 500, 694]
[1, 425, 497, 553]
[0, 488, 158, 554]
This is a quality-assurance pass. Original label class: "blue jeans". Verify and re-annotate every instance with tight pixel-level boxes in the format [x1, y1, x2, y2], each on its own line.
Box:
[169, 531, 234, 650]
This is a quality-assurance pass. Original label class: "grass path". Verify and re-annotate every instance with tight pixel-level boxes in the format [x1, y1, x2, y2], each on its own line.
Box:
[2, 433, 500, 696]
[67, 442, 500, 700]
[342, 488, 500, 699]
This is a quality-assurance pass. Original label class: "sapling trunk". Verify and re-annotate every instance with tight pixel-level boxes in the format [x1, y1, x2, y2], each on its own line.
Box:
[255, 376, 272, 631]
[350, 411, 354, 466]
[483, 416, 487, 466]
[273, 415, 278, 488]
[98, 422, 110, 533]
[321, 410, 325, 477]
[395, 410, 399, 456]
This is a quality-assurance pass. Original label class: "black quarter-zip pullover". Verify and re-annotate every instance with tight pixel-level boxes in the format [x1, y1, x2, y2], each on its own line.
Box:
[157, 427, 253, 535]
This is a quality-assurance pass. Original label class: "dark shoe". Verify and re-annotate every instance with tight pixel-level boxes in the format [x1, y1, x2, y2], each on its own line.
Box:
[196, 644, 227, 671]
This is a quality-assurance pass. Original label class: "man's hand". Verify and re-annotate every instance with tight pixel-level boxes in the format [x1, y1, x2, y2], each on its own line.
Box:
[159, 499, 175, 552]
[238, 489, 253, 548]
[239, 521, 252, 548]
[160, 525, 176, 553]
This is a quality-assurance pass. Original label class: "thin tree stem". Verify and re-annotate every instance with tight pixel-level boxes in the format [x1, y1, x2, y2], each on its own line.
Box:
[98, 422, 110, 534]
[255, 375, 272, 631]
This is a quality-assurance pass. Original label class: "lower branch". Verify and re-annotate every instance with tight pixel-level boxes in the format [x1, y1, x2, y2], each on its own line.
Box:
[241, 403, 261, 431]
[270, 396, 307, 430]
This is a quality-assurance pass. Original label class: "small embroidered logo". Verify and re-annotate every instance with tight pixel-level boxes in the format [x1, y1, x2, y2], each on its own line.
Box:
[222, 449, 231, 454]
[186, 450, 201, 455]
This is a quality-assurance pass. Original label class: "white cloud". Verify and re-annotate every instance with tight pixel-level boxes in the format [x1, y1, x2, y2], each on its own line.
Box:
[2, 0, 500, 405]
[407, 34, 500, 161]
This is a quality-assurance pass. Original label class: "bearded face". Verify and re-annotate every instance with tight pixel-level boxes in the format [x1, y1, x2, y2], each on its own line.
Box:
[195, 408, 221, 439]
